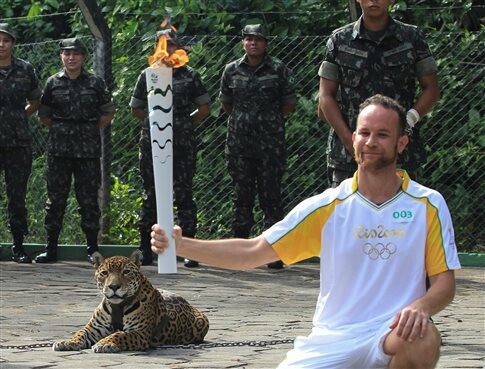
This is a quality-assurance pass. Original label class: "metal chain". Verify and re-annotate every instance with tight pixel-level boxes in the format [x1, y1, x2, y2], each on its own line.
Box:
[157, 339, 294, 350]
[0, 342, 54, 350]
[0, 339, 294, 350]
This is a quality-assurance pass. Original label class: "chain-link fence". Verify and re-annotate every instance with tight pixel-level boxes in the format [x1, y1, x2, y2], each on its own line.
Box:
[1, 29, 484, 251]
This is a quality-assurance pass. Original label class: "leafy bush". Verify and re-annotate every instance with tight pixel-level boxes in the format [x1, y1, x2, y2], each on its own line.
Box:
[102, 172, 142, 245]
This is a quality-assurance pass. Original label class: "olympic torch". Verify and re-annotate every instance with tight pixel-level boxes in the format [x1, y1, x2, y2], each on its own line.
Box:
[146, 23, 189, 274]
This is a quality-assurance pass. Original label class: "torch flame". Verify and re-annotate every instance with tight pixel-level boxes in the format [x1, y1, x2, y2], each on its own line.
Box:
[148, 22, 189, 68]
[160, 19, 177, 32]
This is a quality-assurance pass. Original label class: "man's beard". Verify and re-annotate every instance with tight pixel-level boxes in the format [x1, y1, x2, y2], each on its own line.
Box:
[356, 147, 398, 171]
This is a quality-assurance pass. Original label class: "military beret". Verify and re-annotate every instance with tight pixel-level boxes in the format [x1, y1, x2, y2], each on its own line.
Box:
[241, 24, 269, 40]
[59, 37, 88, 54]
[0, 23, 17, 41]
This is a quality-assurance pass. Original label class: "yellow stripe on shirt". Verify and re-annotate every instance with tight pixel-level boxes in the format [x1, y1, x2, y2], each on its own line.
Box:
[272, 200, 340, 265]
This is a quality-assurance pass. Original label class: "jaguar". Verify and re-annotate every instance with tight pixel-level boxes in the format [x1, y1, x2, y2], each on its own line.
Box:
[53, 250, 209, 353]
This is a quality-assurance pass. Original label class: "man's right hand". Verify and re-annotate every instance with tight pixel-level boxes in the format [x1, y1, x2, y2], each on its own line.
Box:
[151, 224, 182, 254]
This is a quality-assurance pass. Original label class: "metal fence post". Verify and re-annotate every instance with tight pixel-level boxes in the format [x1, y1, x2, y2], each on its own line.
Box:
[76, 0, 113, 243]
[348, 1, 362, 21]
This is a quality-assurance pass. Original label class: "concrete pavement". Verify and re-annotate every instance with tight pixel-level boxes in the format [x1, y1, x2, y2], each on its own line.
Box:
[0, 259, 483, 369]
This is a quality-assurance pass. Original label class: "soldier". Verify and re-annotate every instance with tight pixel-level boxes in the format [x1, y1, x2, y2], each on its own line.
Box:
[0, 23, 41, 263]
[36, 37, 115, 263]
[318, 0, 440, 187]
[219, 24, 297, 269]
[130, 29, 210, 267]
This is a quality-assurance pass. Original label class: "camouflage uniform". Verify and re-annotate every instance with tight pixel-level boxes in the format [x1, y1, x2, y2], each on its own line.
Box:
[38, 68, 115, 251]
[130, 66, 210, 240]
[0, 56, 41, 240]
[319, 16, 437, 183]
[219, 53, 297, 237]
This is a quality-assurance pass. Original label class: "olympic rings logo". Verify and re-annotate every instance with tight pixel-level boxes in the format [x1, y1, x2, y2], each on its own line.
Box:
[362, 242, 397, 260]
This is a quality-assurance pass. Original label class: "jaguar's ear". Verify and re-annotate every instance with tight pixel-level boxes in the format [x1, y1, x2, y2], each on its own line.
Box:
[92, 251, 104, 269]
[130, 249, 143, 268]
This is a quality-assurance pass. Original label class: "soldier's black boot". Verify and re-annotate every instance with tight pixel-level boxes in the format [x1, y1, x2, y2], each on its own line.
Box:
[11, 233, 32, 264]
[12, 246, 32, 263]
[183, 258, 199, 268]
[86, 231, 99, 264]
[35, 234, 58, 263]
[35, 248, 57, 263]
[138, 231, 153, 266]
[267, 260, 284, 269]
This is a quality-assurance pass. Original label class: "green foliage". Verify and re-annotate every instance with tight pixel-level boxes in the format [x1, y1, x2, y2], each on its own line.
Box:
[421, 30, 484, 250]
[391, 0, 474, 30]
[423, 107, 484, 251]
[0, 0, 77, 42]
[102, 172, 142, 245]
[1, 1, 483, 251]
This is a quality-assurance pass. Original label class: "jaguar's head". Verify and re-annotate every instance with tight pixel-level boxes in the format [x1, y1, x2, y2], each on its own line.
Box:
[92, 250, 144, 304]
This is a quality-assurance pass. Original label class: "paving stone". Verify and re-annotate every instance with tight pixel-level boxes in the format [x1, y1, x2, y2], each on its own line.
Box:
[0, 262, 483, 368]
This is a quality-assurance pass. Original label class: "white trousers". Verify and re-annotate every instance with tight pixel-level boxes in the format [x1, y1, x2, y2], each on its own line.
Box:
[277, 318, 393, 369]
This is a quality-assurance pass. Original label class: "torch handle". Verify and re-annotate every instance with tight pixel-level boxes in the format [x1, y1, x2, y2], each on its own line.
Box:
[146, 66, 177, 274]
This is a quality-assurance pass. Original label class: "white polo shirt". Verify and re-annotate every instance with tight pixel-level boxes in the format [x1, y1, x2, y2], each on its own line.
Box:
[263, 170, 461, 330]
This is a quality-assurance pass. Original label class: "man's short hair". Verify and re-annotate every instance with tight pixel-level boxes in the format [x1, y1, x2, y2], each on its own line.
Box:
[359, 94, 407, 135]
